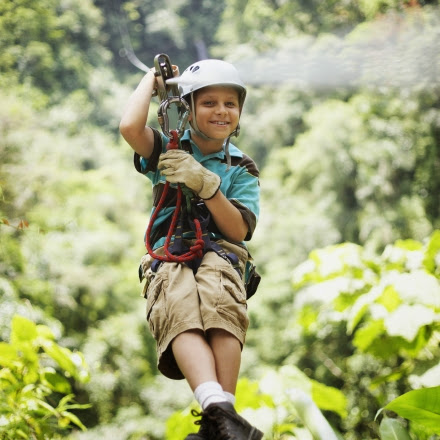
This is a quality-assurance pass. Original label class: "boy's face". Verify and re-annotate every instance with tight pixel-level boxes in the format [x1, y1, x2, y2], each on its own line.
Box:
[191, 86, 240, 141]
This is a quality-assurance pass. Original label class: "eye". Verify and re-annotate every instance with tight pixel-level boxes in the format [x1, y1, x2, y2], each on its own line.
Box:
[226, 101, 238, 107]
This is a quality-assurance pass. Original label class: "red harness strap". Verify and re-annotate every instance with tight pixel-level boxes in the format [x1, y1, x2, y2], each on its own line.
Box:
[144, 130, 205, 263]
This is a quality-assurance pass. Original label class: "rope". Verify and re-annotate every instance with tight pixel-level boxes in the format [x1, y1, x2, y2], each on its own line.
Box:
[112, 0, 150, 73]
[144, 130, 205, 263]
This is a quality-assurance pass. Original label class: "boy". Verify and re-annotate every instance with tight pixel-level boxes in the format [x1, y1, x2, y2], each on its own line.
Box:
[119, 59, 262, 439]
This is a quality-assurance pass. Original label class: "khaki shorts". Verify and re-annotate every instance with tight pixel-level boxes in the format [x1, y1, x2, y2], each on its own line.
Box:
[140, 239, 250, 380]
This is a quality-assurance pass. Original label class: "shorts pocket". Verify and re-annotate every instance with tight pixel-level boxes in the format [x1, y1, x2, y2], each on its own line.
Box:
[217, 267, 249, 331]
[145, 274, 167, 341]
[220, 266, 247, 304]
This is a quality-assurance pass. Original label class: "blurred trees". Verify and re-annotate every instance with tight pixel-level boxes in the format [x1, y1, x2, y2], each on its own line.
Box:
[1, 0, 440, 439]
[0, 0, 108, 96]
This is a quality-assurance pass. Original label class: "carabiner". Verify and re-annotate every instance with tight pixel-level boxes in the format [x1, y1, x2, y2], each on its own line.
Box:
[157, 97, 191, 139]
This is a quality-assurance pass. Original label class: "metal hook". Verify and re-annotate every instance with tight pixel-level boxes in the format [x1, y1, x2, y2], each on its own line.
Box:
[157, 97, 191, 139]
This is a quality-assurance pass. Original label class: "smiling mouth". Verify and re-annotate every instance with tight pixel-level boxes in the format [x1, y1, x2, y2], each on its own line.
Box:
[211, 121, 229, 126]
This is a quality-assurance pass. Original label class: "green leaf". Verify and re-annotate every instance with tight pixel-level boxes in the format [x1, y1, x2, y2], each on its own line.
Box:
[41, 341, 77, 377]
[395, 239, 423, 251]
[311, 380, 347, 418]
[376, 286, 401, 312]
[58, 394, 76, 408]
[35, 398, 58, 415]
[0, 367, 18, 385]
[0, 343, 16, 368]
[379, 417, 412, 440]
[384, 386, 440, 433]
[423, 230, 440, 274]
[15, 429, 29, 439]
[36, 324, 55, 341]
[43, 371, 72, 394]
[60, 410, 87, 431]
[353, 319, 384, 352]
[346, 301, 369, 335]
[235, 378, 274, 411]
[370, 364, 410, 389]
[297, 305, 319, 333]
[11, 315, 38, 344]
[166, 404, 200, 439]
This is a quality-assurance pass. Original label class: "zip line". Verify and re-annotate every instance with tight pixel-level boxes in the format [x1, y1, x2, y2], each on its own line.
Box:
[113, 0, 150, 73]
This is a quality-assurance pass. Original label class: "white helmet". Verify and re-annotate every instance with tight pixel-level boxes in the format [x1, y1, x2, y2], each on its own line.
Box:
[168, 59, 246, 109]
[167, 59, 246, 144]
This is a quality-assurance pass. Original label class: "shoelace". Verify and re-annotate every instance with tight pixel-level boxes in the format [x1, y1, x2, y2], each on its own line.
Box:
[191, 409, 215, 434]
[209, 406, 261, 440]
[207, 406, 236, 440]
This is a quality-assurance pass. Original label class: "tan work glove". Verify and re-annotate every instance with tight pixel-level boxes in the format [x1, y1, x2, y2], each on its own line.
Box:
[158, 149, 221, 200]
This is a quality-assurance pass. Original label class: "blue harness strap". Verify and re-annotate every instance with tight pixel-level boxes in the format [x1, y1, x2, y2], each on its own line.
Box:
[149, 200, 241, 277]
[171, 201, 241, 276]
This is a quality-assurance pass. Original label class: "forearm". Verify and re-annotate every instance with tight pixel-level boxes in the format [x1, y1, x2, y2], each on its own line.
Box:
[119, 71, 156, 157]
[204, 191, 249, 243]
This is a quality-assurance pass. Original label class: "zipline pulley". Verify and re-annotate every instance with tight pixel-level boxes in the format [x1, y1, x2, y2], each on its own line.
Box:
[153, 53, 190, 139]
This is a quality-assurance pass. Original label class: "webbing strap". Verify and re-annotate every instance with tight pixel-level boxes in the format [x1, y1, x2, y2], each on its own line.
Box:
[152, 201, 241, 276]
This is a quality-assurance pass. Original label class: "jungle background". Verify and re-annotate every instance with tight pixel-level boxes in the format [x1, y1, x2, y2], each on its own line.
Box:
[1, 0, 440, 439]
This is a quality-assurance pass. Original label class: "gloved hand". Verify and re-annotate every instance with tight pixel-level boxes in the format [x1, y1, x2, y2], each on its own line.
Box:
[158, 149, 221, 200]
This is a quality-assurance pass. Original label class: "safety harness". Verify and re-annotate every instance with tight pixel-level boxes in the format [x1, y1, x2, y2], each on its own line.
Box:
[144, 129, 240, 276]
[144, 55, 242, 279]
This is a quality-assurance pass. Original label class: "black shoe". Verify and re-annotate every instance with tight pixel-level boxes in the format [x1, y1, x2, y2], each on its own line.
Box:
[184, 409, 215, 440]
[205, 402, 263, 440]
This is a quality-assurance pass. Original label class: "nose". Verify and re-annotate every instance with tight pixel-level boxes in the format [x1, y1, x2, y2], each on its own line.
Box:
[215, 103, 228, 114]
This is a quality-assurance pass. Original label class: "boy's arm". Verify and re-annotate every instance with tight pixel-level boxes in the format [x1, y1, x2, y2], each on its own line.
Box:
[119, 70, 157, 159]
[204, 191, 249, 243]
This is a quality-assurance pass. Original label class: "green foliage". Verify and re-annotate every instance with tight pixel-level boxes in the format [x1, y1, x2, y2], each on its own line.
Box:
[251, 84, 440, 302]
[379, 417, 412, 440]
[382, 386, 440, 435]
[286, 232, 440, 437]
[0, 0, 125, 134]
[0, 315, 90, 439]
[0, 0, 107, 96]
[216, 0, 365, 48]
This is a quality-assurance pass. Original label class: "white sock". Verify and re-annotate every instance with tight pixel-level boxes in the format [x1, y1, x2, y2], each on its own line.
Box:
[224, 391, 236, 405]
[194, 381, 228, 410]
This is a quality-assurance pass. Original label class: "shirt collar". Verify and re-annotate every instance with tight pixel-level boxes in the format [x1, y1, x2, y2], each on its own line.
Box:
[181, 129, 243, 161]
